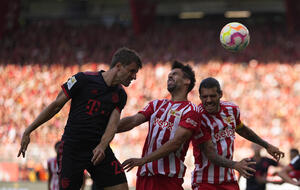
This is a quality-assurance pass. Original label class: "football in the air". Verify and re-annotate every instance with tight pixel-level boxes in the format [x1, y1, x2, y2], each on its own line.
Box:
[220, 22, 250, 52]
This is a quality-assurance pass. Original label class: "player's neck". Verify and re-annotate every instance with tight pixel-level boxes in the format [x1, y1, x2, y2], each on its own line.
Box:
[171, 92, 188, 102]
[102, 69, 118, 87]
[254, 154, 261, 161]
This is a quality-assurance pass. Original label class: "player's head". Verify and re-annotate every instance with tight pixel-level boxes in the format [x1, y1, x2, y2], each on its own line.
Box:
[290, 148, 299, 160]
[54, 141, 61, 154]
[199, 77, 223, 114]
[110, 47, 142, 87]
[167, 60, 195, 94]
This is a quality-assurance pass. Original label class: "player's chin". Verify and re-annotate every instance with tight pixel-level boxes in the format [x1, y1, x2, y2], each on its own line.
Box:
[123, 81, 131, 87]
[205, 105, 216, 113]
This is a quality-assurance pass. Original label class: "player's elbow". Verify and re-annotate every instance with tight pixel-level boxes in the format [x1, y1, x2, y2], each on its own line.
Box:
[204, 148, 219, 163]
[170, 141, 183, 152]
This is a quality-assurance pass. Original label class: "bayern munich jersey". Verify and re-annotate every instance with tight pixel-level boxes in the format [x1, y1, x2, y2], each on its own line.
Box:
[137, 99, 210, 178]
[47, 157, 59, 190]
[192, 101, 243, 185]
[61, 71, 127, 142]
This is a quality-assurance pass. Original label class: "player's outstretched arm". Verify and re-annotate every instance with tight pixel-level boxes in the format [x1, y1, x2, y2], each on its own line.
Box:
[236, 125, 284, 161]
[122, 126, 192, 172]
[117, 113, 146, 133]
[201, 140, 256, 179]
[18, 90, 69, 158]
[277, 165, 299, 186]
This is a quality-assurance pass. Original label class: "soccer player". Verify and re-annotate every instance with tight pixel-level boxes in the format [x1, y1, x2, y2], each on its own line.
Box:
[118, 61, 255, 190]
[242, 144, 280, 190]
[192, 77, 284, 190]
[277, 148, 300, 186]
[48, 141, 61, 190]
[18, 47, 142, 190]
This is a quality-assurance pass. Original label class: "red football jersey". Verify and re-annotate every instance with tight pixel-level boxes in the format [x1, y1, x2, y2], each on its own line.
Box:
[138, 99, 210, 178]
[192, 101, 243, 185]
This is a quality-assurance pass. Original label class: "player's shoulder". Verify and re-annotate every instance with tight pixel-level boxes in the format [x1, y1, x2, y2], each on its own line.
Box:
[186, 101, 198, 111]
[147, 99, 170, 109]
[197, 104, 205, 113]
[151, 99, 167, 106]
[83, 71, 99, 76]
[220, 101, 239, 109]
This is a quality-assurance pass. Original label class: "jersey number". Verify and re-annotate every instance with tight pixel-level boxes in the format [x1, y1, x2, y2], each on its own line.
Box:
[111, 161, 124, 175]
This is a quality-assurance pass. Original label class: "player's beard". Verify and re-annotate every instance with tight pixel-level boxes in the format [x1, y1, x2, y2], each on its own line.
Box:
[167, 84, 176, 93]
[204, 102, 219, 113]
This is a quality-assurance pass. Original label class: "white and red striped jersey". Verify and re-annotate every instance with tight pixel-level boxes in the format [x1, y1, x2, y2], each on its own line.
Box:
[137, 99, 210, 178]
[192, 101, 243, 185]
[47, 157, 59, 190]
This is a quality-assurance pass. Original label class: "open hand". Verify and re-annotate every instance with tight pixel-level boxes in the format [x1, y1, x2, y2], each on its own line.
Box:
[91, 146, 105, 165]
[122, 158, 146, 172]
[234, 158, 256, 179]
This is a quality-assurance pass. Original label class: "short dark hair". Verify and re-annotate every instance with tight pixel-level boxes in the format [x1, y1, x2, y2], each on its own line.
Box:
[110, 47, 142, 69]
[290, 148, 299, 155]
[172, 60, 195, 92]
[199, 77, 222, 95]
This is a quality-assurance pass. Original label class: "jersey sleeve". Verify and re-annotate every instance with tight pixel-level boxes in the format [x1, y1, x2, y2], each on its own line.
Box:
[290, 155, 300, 170]
[61, 72, 85, 99]
[235, 105, 244, 130]
[116, 88, 127, 113]
[138, 101, 155, 121]
[179, 106, 199, 132]
[193, 120, 211, 144]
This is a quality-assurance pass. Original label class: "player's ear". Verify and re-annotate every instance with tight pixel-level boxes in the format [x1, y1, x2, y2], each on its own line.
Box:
[219, 90, 223, 99]
[115, 62, 122, 70]
[184, 78, 191, 87]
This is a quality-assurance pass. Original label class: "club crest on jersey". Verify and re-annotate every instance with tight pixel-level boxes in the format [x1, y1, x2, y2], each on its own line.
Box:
[67, 76, 77, 90]
[222, 115, 234, 125]
[168, 109, 181, 118]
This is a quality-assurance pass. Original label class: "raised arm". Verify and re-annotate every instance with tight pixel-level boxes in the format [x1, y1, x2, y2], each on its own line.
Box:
[18, 90, 69, 158]
[236, 124, 284, 161]
[117, 113, 146, 133]
[201, 140, 256, 178]
[122, 126, 192, 171]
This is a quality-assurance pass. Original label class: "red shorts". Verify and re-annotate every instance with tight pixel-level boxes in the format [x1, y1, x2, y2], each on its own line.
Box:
[136, 175, 184, 190]
[192, 181, 239, 190]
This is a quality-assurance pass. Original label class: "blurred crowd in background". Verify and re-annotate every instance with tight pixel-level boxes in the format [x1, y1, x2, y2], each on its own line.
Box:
[0, 19, 299, 65]
[0, 20, 300, 186]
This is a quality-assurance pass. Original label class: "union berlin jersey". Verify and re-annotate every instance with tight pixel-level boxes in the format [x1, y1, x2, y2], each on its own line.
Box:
[192, 101, 243, 184]
[138, 99, 210, 178]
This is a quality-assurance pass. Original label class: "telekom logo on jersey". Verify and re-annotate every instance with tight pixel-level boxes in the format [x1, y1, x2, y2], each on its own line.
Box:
[153, 117, 174, 131]
[214, 128, 235, 141]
